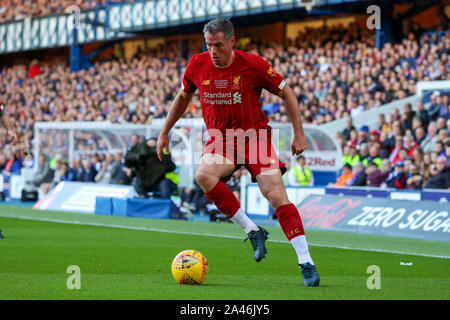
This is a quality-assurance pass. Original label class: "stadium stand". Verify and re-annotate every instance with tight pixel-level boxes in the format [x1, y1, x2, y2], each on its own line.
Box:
[0, 0, 137, 23]
[0, 0, 449, 200]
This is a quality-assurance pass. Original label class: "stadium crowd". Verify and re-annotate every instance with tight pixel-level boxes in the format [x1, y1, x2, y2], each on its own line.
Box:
[0, 20, 449, 192]
[0, 0, 135, 23]
[334, 96, 450, 189]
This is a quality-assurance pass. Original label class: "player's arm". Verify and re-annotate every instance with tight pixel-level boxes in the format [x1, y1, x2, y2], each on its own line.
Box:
[157, 89, 194, 161]
[253, 56, 308, 155]
[278, 84, 308, 156]
[0, 104, 18, 144]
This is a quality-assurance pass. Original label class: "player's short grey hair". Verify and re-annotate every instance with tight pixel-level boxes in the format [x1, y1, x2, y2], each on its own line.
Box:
[203, 17, 235, 40]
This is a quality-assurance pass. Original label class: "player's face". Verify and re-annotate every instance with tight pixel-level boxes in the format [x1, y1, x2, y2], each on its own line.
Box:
[205, 32, 235, 67]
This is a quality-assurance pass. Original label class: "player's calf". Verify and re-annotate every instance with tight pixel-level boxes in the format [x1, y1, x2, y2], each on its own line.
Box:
[275, 203, 320, 286]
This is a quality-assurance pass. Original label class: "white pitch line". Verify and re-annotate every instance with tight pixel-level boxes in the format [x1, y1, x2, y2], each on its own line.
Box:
[1, 214, 449, 260]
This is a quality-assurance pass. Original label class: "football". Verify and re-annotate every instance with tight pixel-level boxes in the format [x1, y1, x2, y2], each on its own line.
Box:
[171, 249, 209, 285]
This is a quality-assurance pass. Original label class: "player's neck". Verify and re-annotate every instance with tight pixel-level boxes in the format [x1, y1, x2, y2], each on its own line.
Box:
[212, 50, 235, 69]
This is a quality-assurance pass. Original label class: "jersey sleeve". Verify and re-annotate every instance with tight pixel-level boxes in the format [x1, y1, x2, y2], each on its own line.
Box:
[181, 56, 198, 94]
[253, 56, 286, 95]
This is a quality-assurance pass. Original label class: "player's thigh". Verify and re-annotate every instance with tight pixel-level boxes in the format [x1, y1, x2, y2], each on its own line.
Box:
[195, 153, 236, 191]
[256, 169, 290, 210]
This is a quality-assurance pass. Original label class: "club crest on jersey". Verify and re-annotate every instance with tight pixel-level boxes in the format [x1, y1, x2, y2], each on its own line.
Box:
[267, 66, 278, 78]
[214, 79, 228, 89]
[232, 76, 240, 90]
[202, 80, 210, 86]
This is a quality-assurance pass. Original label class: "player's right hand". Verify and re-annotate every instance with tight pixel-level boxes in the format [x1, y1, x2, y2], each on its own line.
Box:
[156, 133, 170, 161]
[291, 134, 308, 156]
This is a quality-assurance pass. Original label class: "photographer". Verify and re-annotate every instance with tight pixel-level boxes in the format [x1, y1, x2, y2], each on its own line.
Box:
[125, 137, 178, 198]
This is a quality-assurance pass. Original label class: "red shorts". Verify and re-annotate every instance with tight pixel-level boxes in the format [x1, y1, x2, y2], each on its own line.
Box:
[202, 127, 287, 183]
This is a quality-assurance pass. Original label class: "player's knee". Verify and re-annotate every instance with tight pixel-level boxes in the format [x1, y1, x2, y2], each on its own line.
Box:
[266, 188, 287, 209]
[195, 171, 212, 188]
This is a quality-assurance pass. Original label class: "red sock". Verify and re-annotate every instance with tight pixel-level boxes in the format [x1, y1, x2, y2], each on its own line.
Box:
[205, 180, 241, 219]
[275, 203, 305, 240]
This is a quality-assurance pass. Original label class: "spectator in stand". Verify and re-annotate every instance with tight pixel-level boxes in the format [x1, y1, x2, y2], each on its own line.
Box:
[404, 134, 418, 157]
[95, 160, 111, 184]
[414, 126, 427, 146]
[437, 117, 447, 131]
[60, 161, 76, 181]
[427, 92, 442, 121]
[342, 117, 356, 141]
[368, 129, 380, 146]
[424, 157, 450, 189]
[335, 132, 346, 149]
[128, 134, 141, 153]
[92, 153, 102, 173]
[0, 153, 7, 171]
[358, 144, 370, 165]
[415, 102, 430, 128]
[355, 125, 369, 150]
[438, 95, 449, 120]
[111, 152, 129, 184]
[411, 116, 423, 133]
[288, 155, 314, 186]
[71, 158, 83, 181]
[405, 163, 423, 189]
[377, 113, 387, 133]
[378, 132, 390, 159]
[78, 159, 97, 182]
[27, 59, 41, 78]
[389, 138, 404, 165]
[362, 142, 382, 169]
[40, 158, 63, 195]
[342, 146, 360, 167]
[380, 114, 393, 134]
[366, 159, 391, 187]
[384, 122, 403, 153]
[104, 154, 120, 183]
[347, 162, 366, 187]
[444, 141, 450, 164]
[347, 130, 358, 149]
[28, 154, 54, 189]
[420, 121, 439, 153]
[2, 148, 22, 174]
[434, 140, 445, 157]
[401, 103, 415, 131]
[438, 128, 449, 145]
[382, 161, 407, 189]
[333, 164, 354, 187]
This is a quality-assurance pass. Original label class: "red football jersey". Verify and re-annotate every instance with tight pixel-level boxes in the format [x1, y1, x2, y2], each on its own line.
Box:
[182, 50, 286, 132]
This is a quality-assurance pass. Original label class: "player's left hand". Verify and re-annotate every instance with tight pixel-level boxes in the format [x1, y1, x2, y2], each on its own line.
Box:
[156, 133, 170, 162]
[291, 134, 308, 156]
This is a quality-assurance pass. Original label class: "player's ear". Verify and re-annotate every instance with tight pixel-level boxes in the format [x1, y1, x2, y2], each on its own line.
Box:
[230, 36, 236, 47]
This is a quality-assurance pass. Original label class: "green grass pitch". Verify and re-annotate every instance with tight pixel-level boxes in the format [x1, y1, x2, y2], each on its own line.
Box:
[0, 205, 449, 300]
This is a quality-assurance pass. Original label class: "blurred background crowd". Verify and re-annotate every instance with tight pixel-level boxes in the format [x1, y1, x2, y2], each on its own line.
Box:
[0, 7, 449, 196]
